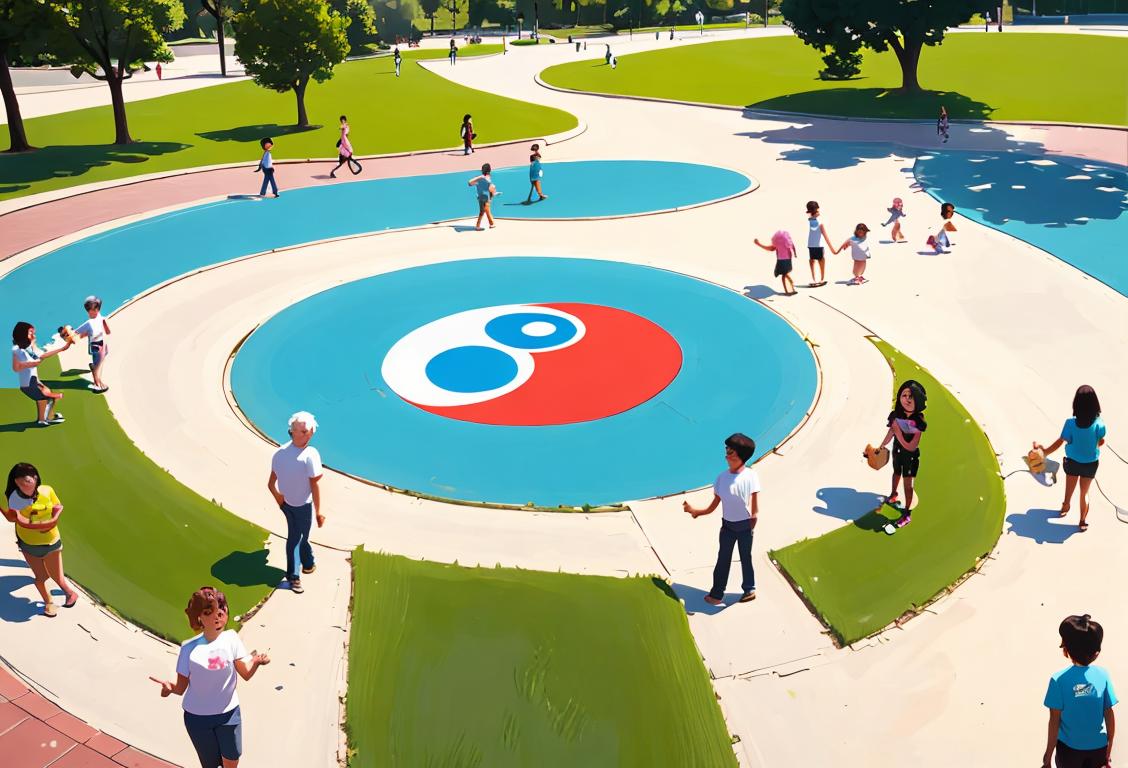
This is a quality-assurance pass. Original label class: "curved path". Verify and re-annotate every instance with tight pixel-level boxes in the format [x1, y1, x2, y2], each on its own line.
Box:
[2, 30, 1127, 768]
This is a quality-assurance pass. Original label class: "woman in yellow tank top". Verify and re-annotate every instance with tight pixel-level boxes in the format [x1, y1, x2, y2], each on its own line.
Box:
[2, 463, 78, 617]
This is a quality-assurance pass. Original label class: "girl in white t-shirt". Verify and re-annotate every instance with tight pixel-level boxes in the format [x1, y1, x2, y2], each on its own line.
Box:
[11, 321, 71, 426]
[833, 223, 872, 285]
[73, 295, 111, 393]
[151, 587, 270, 768]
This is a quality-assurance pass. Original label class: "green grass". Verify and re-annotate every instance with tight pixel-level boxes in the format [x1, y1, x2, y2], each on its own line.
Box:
[0, 46, 577, 201]
[0, 359, 279, 642]
[541, 33, 1128, 125]
[770, 339, 1004, 646]
[347, 549, 736, 767]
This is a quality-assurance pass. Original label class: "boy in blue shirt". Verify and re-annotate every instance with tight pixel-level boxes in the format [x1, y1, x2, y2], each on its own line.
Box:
[1043, 613, 1117, 768]
[255, 137, 279, 198]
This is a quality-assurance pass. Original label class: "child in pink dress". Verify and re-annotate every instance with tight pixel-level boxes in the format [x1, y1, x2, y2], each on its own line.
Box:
[330, 115, 362, 178]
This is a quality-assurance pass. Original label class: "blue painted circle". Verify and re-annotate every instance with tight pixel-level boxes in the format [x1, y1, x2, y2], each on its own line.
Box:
[231, 257, 817, 507]
[485, 312, 577, 349]
[425, 346, 518, 393]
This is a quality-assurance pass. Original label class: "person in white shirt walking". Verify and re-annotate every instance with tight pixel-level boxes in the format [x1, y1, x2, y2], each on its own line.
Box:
[73, 295, 111, 393]
[266, 412, 324, 594]
[684, 433, 761, 605]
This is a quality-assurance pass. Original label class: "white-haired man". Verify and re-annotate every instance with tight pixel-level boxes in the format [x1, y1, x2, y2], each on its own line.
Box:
[267, 411, 324, 594]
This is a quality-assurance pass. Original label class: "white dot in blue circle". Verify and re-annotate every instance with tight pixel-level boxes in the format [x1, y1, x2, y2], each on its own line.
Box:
[425, 346, 518, 393]
[485, 312, 576, 349]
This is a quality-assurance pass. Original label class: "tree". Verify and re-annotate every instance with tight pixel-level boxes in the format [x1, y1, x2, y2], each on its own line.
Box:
[330, 0, 377, 52]
[780, 0, 979, 92]
[53, 0, 186, 144]
[235, 0, 349, 128]
[419, 0, 440, 34]
[199, 0, 237, 77]
[1, 0, 64, 152]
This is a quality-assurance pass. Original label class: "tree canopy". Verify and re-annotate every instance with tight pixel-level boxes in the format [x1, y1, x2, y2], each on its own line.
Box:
[1, 0, 67, 151]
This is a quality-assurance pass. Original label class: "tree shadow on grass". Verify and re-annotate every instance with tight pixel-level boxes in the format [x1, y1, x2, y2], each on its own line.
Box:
[750, 88, 993, 122]
[197, 123, 321, 143]
[0, 142, 189, 195]
[211, 549, 285, 588]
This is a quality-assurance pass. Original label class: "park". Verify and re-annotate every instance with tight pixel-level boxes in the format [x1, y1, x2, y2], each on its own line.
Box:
[0, 0, 1126, 766]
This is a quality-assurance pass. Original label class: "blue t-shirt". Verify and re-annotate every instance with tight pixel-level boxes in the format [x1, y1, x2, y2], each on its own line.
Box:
[260, 150, 273, 170]
[530, 158, 542, 180]
[1060, 416, 1106, 463]
[1044, 664, 1118, 750]
[474, 175, 492, 199]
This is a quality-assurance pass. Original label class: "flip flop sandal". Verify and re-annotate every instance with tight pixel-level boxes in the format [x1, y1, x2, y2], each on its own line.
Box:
[43, 603, 58, 618]
[1079, 521, 1089, 531]
[64, 592, 79, 608]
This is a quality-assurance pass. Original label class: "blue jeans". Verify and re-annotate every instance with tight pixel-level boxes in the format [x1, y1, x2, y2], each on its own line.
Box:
[281, 502, 315, 580]
[184, 706, 242, 767]
[709, 519, 755, 600]
[259, 167, 277, 196]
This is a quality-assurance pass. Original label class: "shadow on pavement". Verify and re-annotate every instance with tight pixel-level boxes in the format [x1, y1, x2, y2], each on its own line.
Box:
[812, 486, 883, 522]
[1006, 508, 1080, 544]
[211, 549, 285, 588]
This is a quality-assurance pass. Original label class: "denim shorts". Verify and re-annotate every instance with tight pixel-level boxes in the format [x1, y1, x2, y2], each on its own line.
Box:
[184, 706, 242, 767]
[17, 538, 62, 558]
[90, 340, 107, 367]
[20, 377, 49, 402]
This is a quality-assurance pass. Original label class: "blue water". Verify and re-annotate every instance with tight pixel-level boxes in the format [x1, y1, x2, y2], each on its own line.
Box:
[231, 258, 817, 507]
[0, 160, 753, 335]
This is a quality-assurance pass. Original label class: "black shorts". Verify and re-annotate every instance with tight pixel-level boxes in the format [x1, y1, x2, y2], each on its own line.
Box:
[892, 446, 920, 478]
[808, 246, 825, 261]
[774, 259, 792, 277]
[1054, 740, 1108, 768]
[1063, 457, 1099, 479]
[20, 376, 49, 402]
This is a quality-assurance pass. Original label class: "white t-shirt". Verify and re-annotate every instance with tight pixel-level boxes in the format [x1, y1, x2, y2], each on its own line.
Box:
[849, 236, 871, 261]
[176, 629, 248, 716]
[12, 345, 40, 388]
[271, 442, 323, 506]
[75, 315, 107, 343]
[713, 468, 761, 522]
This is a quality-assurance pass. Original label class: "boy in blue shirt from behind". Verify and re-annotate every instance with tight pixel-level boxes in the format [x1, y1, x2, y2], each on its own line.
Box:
[1043, 613, 1117, 768]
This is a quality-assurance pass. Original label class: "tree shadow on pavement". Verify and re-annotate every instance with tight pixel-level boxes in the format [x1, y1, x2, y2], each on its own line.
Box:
[0, 142, 189, 195]
[197, 123, 321, 144]
[750, 88, 992, 121]
[211, 550, 285, 588]
[812, 487, 884, 522]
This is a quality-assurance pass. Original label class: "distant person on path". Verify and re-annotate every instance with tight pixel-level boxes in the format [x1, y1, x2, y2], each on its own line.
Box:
[11, 322, 70, 426]
[72, 295, 111, 393]
[805, 200, 832, 286]
[753, 230, 797, 296]
[610, 55, 617, 69]
[872, 380, 927, 527]
[267, 412, 325, 594]
[449, 39, 457, 65]
[330, 115, 362, 178]
[1034, 386, 1106, 532]
[834, 223, 871, 285]
[156, 62, 162, 80]
[255, 137, 278, 198]
[394, 46, 402, 77]
[2, 463, 79, 618]
[1041, 614, 1117, 768]
[526, 144, 548, 203]
[882, 197, 907, 243]
[150, 586, 271, 768]
[468, 163, 498, 230]
[461, 114, 476, 155]
[605, 44, 612, 65]
[683, 433, 761, 605]
[937, 105, 950, 143]
[927, 202, 957, 253]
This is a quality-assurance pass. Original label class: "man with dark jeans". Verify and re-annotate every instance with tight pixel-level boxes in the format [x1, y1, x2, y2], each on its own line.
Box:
[684, 433, 761, 605]
[267, 411, 325, 594]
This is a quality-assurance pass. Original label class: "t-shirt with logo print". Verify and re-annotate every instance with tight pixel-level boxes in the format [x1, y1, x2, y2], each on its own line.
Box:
[1044, 664, 1118, 751]
[176, 629, 250, 716]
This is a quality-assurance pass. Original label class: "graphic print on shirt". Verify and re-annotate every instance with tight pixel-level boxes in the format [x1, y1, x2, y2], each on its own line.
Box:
[1074, 683, 1096, 698]
[207, 654, 229, 671]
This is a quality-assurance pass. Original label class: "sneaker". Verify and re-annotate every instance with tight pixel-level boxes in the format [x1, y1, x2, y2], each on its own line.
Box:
[48, 413, 65, 423]
[36, 420, 49, 427]
[895, 514, 912, 528]
[703, 595, 723, 606]
[302, 564, 317, 574]
[739, 591, 757, 603]
[288, 579, 304, 594]
[884, 493, 900, 507]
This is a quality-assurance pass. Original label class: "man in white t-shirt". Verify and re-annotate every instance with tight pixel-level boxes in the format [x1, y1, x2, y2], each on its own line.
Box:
[267, 412, 324, 594]
[684, 433, 760, 605]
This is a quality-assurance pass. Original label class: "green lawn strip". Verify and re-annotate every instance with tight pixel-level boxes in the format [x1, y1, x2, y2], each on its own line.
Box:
[0, 358, 279, 642]
[0, 44, 577, 201]
[540, 34, 1128, 125]
[347, 548, 736, 767]
[769, 338, 1004, 646]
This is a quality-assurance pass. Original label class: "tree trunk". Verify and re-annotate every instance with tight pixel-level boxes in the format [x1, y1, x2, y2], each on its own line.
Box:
[294, 78, 309, 127]
[892, 36, 923, 92]
[107, 75, 133, 144]
[217, 15, 227, 77]
[1, 47, 33, 153]
[430, 14, 434, 36]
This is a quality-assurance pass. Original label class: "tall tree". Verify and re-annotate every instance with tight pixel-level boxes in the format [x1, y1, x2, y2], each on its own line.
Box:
[198, 0, 237, 76]
[419, 0, 440, 35]
[1, 0, 63, 152]
[52, 0, 186, 144]
[234, 0, 349, 128]
[330, 0, 377, 52]
[780, 0, 979, 91]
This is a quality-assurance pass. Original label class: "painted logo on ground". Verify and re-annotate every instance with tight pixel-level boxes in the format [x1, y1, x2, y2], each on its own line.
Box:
[381, 303, 682, 425]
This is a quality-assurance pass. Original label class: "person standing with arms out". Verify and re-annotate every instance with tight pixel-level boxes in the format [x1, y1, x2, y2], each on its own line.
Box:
[461, 114, 475, 156]
[150, 587, 271, 768]
[329, 115, 362, 178]
[267, 412, 324, 594]
[805, 200, 832, 287]
[683, 433, 761, 606]
[526, 144, 548, 203]
[73, 295, 111, 393]
[255, 137, 278, 198]
[1034, 385, 1106, 532]
[2, 463, 79, 618]
[1042, 614, 1117, 768]
[393, 46, 402, 77]
[11, 322, 70, 426]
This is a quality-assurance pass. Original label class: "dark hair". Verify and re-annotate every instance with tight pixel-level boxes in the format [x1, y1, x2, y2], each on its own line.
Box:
[1059, 614, 1103, 665]
[340, 115, 347, 122]
[463, 114, 471, 123]
[940, 202, 955, 217]
[531, 143, 540, 151]
[481, 163, 491, 175]
[894, 380, 928, 420]
[185, 586, 229, 631]
[5, 462, 41, 501]
[1072, 385, 1101, 429]
[260, 137, 273, 149]
[11, 322, 33, 349]
[724, 433, 756, 464]
[83, 296, 102, 312]
[806, 200, 819, 215]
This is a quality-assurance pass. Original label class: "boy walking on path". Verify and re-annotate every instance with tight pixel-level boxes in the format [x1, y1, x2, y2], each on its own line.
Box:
[267, 412, 325, 594]
[1042, 614, 1117, 768]
[684, 433, 761, 605]
[255, 137, 278, 197]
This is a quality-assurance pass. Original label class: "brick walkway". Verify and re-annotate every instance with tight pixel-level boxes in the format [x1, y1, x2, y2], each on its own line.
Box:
[0, 664, 178, 768]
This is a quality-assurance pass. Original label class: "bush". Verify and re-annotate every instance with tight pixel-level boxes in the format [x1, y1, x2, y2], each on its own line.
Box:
[819, 47, 862, 80]
[510, 38, 540, 46]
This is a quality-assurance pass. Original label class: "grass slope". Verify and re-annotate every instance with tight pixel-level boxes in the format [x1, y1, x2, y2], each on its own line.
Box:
[0, 47, 577, 201]
[0, 359, 279, 642]
[541, 34, 1128, 125]
[770, 339, 1004, 645]
[347, 549, 735, 768]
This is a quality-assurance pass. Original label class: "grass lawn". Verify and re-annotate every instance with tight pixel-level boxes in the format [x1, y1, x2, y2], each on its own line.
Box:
[540, 33, 1128, 125]
[0, 46, 577, 201]
[347, 549, 736, 767]
[770, 339, 1004, 645]
[0, 358, 280, 642]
